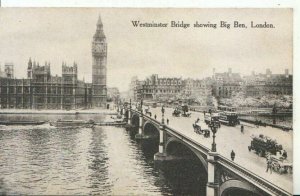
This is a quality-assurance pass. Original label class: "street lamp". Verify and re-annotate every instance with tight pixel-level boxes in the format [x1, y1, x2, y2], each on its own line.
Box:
[161, 105, 165, 124]
[130, 99, 132, 110]
[140, 99, 143, 113]
[209, 121, 218, 152]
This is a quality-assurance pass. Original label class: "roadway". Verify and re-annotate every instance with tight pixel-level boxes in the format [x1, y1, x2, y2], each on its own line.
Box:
[138, 106, 293, 194]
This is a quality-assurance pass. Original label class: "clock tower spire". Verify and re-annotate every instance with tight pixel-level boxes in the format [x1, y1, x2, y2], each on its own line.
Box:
[92, 14, 107, 107]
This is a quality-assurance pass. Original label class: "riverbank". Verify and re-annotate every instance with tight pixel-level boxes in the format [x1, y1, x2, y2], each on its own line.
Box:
[190, 108, 292, 130]
[0, 109, 118, 115]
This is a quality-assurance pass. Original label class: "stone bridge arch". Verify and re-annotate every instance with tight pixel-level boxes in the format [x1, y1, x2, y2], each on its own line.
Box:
[143, 120, 160, 138]
[131, 113, 140, 128]
[219, 179, 261, 196]
[165, 137, 208, 172]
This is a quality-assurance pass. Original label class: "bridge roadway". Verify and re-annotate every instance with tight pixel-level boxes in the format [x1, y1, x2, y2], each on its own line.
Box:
[138, 106, 293, 194]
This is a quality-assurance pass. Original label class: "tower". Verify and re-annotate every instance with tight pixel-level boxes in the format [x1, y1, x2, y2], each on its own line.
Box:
[4, 63, 14, 79]
[92, 15, 107, 107]
[27, 58, 33, 79]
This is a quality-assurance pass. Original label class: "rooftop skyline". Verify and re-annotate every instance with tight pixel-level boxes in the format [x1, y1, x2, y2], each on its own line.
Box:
[0, 8, 292, 91]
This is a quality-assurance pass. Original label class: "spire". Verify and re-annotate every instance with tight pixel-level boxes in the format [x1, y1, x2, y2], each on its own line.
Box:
[28, 57, 32, 69]
[97, 14, 103, 27]
[93, 14, 106, 41]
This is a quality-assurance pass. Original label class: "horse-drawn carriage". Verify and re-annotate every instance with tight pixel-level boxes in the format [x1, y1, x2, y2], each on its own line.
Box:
[172, 109, 181, 117]
[181, 113, 191, 117]
[203, 129, 210, 138]
[193, 123, 202, 134]
[192, 123, 210, 137]
[248, 134, 283, 157]
[267, 154, 293, 174]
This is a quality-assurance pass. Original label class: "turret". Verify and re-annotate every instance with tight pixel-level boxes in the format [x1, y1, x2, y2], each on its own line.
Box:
[27, 58, 33, 79]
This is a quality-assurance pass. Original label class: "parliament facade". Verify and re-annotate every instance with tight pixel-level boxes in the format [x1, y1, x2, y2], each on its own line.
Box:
[0, 16, 107, 110]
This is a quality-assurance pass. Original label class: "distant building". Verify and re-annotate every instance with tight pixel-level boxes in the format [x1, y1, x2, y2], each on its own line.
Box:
[107, 87, 120, 103]
[212, 68, 243, 98]
[4, 63, 14, 79]
[0, 64, 7, 78]
[183, 78, 212, 98]
[244, 69, 292, 97]
[0, 59, 92, 109]
[129, 76, 142, 101]
[138, 74, 183, 101]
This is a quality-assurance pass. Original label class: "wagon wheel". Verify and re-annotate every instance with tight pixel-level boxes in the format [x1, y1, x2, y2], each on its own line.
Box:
[274, 165, 279, 172]
[279, 167, 285, 174]
[289, 166, 293, 174]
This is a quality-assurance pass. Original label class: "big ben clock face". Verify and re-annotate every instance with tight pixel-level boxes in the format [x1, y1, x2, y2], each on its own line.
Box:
[93, 44, 101, 53]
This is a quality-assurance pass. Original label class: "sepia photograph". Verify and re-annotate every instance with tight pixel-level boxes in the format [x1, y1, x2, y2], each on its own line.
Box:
[0, 8, 293, 195]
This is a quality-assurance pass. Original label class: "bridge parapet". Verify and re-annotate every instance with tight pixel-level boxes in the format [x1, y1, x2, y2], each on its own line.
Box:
[216, 155, 292, 196]
[131, 108, 210, 153]
[128, 108, 292, 196]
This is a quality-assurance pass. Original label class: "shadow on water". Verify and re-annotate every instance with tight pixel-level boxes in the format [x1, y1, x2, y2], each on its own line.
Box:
[128, 128, 207, 195]
[87, 126, 112, 194]
[0, 178, 8, 195]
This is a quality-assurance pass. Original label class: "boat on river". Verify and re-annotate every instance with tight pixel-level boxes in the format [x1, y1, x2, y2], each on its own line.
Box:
[50, 119, 95, 128]
[0, 120, 46, 126]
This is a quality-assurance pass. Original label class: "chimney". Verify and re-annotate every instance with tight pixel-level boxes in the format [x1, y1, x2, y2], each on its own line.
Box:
[228, 68, 232, 74]
[285, 69, 289, 78]
[266, 68, 271, 77]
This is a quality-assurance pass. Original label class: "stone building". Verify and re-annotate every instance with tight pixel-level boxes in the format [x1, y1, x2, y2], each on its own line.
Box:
[244, 69, 292, 97]
[183, 78, 212, 97]
[137, 74, 183, 101]
[0, 60, 92, 109]
[0, 15, 107, 109]
[92, 15, 107, 107]
[212, 68, 243, 98]
[129, 76, 142, 101]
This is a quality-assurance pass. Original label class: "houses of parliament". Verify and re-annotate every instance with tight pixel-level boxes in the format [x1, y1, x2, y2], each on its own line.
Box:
[0, 16, 107, 109]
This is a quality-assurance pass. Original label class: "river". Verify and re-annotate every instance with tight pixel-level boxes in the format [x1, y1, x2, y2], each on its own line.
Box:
[0, 114, 206, 195]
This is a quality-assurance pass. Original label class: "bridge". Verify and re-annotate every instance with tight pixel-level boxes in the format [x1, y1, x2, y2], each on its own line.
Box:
[119, 106, 292, 196]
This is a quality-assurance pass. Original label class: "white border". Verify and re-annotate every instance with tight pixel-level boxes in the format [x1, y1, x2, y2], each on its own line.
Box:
[1, 0, 299, 194]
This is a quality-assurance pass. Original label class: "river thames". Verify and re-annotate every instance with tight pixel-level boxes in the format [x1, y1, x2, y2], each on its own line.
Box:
[0, 114, 206, 195]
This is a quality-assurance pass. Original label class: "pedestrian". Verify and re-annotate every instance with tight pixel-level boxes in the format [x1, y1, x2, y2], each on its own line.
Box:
[231, 150, 235, 161]
[154, 114, 157, 119]
[204, 111, 206, 115]
[150, 113, 152, 117]
[167, 119, 169, 125]
[266, 158, 272, 174]
[241, 125, 244, 133]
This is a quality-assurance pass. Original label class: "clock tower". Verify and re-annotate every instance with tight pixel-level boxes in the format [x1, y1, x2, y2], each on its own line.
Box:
[92, 15, 107, 107]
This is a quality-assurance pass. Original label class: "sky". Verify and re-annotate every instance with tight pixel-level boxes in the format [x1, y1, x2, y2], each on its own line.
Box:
[0, 8, 293, 91]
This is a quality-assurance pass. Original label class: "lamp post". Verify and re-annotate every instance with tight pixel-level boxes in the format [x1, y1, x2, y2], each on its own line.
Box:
[209, 122, 218, 152]
[161, 106, 165, 124]
[130, 99, 132, 110]
[140, 99, 143, 113]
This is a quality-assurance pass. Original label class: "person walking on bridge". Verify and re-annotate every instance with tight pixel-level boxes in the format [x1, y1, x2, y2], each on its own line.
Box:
[266, 158, 273, 174]
[231, 150, 235, 161]
[167, 119, 169, 125]
[154, 114, 157, 119]
[241, 125, 244, 133]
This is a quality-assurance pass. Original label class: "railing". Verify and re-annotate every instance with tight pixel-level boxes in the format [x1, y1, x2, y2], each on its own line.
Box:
[130, 108, 292, 196]
[132, 109, 210, 155]
[217, 155, 292, 196]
